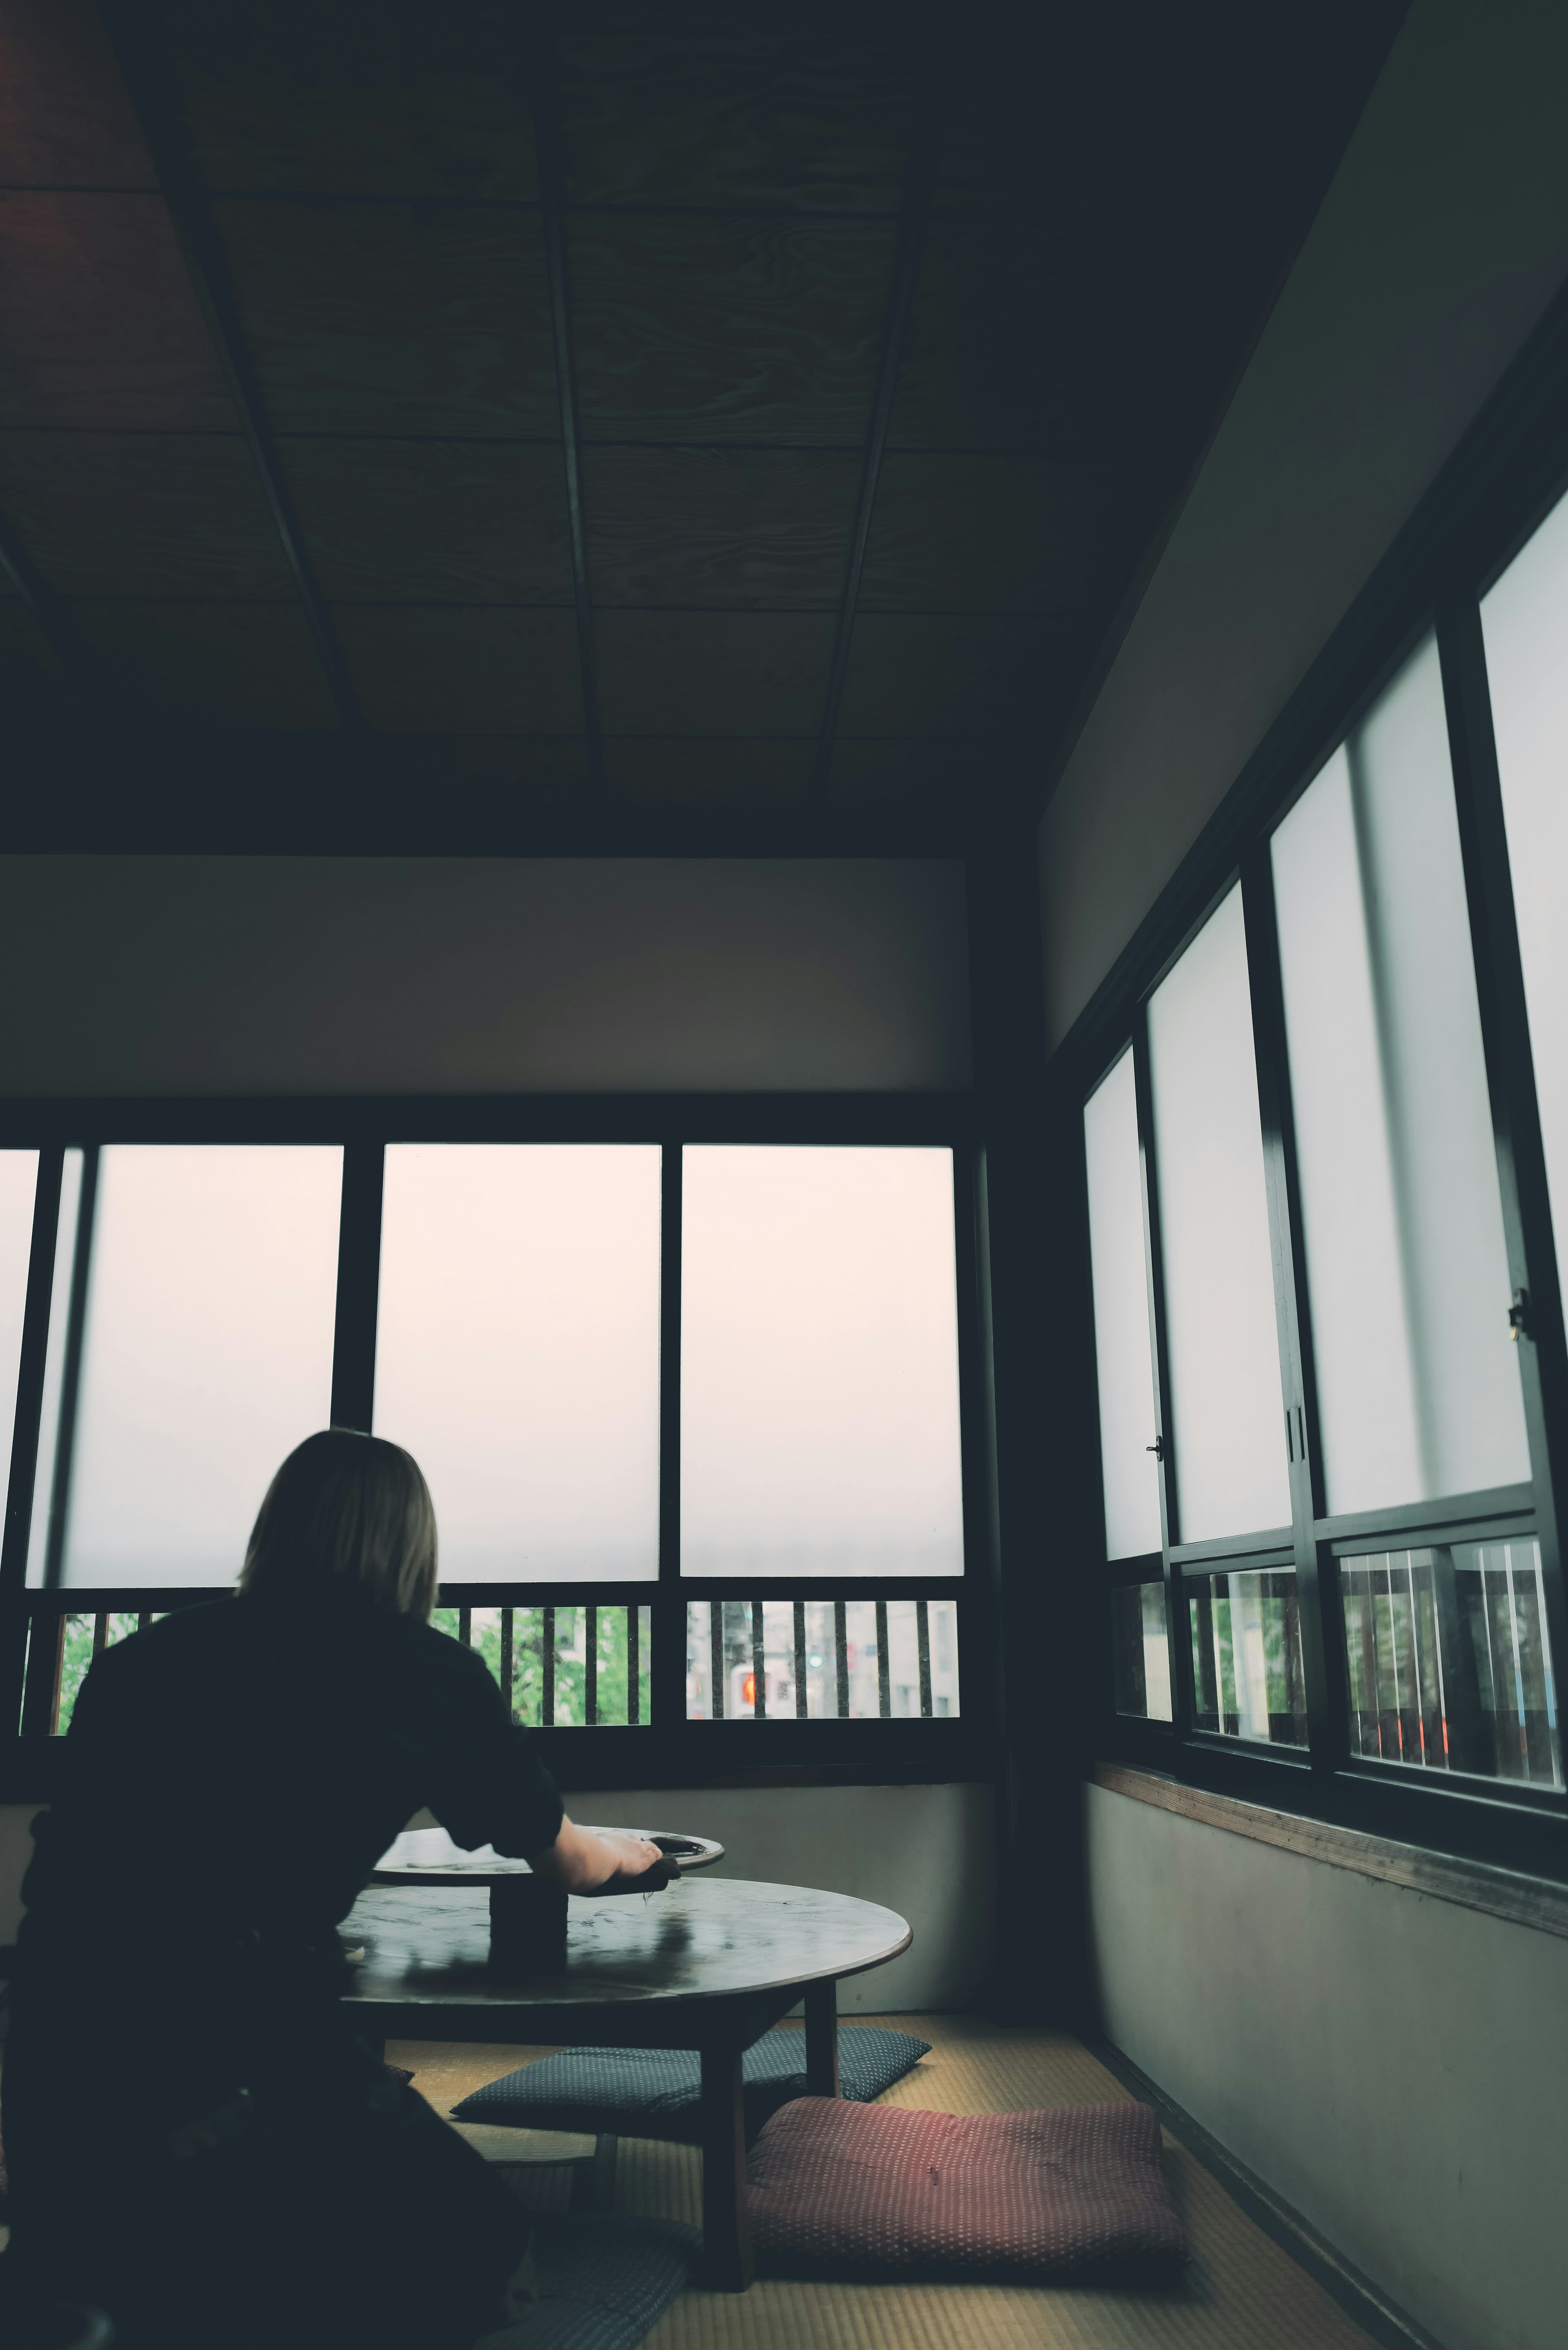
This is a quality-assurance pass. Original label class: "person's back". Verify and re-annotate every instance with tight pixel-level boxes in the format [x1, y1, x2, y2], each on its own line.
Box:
[1, 1429, 662, 2350]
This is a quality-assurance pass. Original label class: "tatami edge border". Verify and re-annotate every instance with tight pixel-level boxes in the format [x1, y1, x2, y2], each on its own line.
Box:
[1089, 1761, 1568, 1941]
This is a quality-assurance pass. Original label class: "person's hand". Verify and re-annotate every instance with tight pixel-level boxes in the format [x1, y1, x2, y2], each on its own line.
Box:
[591, 1827, 668, 1887]
[529, 1814, 672, 1893]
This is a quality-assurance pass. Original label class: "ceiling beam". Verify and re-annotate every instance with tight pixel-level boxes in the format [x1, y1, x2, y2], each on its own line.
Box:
[808, 55, 947, 811]
[0, 509, 120, 717]
[97, 2, 370, 744]
[528, 24, 604, 800]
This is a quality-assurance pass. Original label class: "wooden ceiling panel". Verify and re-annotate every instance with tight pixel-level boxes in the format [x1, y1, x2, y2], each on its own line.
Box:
[161, 0, 538, 200]
[584, 445, 856, 608]
[890, 217, 1115, 457]
[603, 736, 813, 809]
[382, 733, 590, 796]
[0, 590, 71, 713]
[281, 439, 572, 604]
[334, 607, 583, 734]
[598, 609, 833, 736]
[559, 33, 913, 213]
[836, 612, 1047, 739]
[826, 733, 991, 813]
[859, 452, 1136, 616]
[571, 214, 894, 445]
[215, 200, 557, 436]
[0, 0, 156, 187]
[0, 432, 291, 597]
[0, 194, 233, 429]
[73, 599, 338, 726]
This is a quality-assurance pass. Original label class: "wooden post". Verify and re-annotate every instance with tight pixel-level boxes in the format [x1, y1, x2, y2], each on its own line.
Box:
[803, 1978, 840, 2098]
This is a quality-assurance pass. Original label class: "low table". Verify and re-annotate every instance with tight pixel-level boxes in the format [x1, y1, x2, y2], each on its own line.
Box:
[342, 1876, 911, 2289]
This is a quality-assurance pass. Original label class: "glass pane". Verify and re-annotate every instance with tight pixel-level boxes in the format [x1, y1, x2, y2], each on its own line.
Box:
[0, 1151, 39, 1510]
[1112, 1582, 1172, 1721]
[684, 1596, 960, 1720]
[36, 1147, 341, 1588]
[1341, 1539, 1560, 1787]
[1147, 888, 1290, 1540]
[1187, 1567, 1307, 1745]
[681, 1146, 964, 1576]
[1482, 492, 1568, 1278]
[55, 1611, 141, 1737]
[374, 1145, 661, 1582]
[843, 1597, 882, 1717]
[1272, 635, 1527, 1515]
[1084, 1054, 1161, 1559]
[927, 1597, 960, 1718]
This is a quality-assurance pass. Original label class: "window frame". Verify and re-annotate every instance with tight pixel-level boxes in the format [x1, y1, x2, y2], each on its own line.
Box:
[0, 1095, 998, 1802]
[1061, 287, 1568, 1885]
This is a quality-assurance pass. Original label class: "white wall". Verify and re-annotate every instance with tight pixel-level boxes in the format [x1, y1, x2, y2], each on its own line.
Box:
[0, 1784, 995, 2016]
[1086, 1783, 1568, 2350]
[0, 855, 970, 1095]
[1039, 0, 1568, 1049]
[584, 1782, 995, 2014]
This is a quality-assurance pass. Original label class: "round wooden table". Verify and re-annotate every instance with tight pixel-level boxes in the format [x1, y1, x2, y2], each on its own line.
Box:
[342, 1875, 911, 2290]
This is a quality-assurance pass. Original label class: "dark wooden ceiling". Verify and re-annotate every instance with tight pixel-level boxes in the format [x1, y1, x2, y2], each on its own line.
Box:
[0, 0, 1405, 852]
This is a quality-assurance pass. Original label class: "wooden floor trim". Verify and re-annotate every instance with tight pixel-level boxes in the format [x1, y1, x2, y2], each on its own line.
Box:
[1091, 1760, 1568, 1940]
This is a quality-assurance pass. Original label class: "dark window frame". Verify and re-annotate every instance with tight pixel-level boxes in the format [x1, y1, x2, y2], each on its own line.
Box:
[1061, 281, 1568, 1886]
[0, 1094, 998, 1803]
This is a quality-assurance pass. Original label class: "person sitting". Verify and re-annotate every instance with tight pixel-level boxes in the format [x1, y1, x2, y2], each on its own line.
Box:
[1, 1427, 665, 2349]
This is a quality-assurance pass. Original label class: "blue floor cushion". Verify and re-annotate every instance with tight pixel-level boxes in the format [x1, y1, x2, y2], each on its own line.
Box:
[474, 2213, 697, 2350]
[455, 2025, 931, 2146]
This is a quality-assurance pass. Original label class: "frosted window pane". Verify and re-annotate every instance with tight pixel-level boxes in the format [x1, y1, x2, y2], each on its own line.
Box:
[1483, 490, 1568, 1280]
[0, 1151, 38, 1510]
[52, 1147, 341, 1587]
[1084, 1053, 1161, 1558]
[681, 1146, 964, 1576]
[374, 1145, 660, 1582]
[1272, 636, 1527, 1515]
[1147, 888, 1290, 1540]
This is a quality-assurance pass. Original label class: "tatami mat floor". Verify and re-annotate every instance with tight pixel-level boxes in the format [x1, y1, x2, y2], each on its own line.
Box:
[392, 2015, 1384, 2350]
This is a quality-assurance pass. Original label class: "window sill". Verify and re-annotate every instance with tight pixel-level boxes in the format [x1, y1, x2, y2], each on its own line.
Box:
[1091, 1759, 1568, 1940]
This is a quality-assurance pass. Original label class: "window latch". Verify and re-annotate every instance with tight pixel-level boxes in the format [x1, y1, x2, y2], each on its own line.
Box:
[1146, 1437, 1164, 1461]
[1509, 1288, 1532, 1343]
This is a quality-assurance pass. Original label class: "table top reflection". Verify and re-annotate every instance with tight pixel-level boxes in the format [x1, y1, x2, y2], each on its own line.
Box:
[343, 1877, 911, 2016]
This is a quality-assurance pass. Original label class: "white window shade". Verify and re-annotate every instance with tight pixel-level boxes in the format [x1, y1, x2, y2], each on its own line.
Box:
[41, 1146, 341, 1588]
[1084, 1052, 1161, 1559]
[681, 1145, 964, 1577]
[1483, 487, 1568, 1285]
[1272, 634, 1527, 1516]
[374, 1145, 661, 1582]
[1147, 887, 1290, 1543]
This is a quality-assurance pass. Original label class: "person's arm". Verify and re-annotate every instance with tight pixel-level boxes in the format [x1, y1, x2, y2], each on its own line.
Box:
[528, 1814, 667, 1893]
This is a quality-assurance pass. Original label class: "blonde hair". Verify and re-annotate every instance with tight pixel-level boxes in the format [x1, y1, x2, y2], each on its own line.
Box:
[239, 1429, 438, 1619]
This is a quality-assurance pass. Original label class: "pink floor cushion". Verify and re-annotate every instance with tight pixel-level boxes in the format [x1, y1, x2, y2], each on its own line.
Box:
[744, 2096, 1188, 2281]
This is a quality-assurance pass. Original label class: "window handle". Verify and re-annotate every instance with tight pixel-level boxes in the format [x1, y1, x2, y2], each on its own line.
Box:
[1146, 1437, 1164, 1461]
[1510, 1288, 1532, 1343]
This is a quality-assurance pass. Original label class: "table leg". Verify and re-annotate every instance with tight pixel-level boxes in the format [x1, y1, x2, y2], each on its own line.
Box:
[699, 2045, 753, 2292]
[803, 1978, 840, 2097]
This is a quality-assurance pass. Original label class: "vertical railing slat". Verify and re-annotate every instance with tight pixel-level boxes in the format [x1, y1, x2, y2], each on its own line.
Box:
[916, 1599, 933, 1717]
[875, 1599, 891, 1719]
[793, 1600, 808, 1718]
[627, 1604, 639, 1725]
[710, 1600, 724, 1720]
[751, 1600, 767, 1720]
[834, 1599, 849, 1719]
[500, 1605, 514, 1721]
[458, 1605, 471, 1648]
[543, 1603, 555, 1728]
[586, 1601, 598, 1726]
